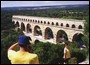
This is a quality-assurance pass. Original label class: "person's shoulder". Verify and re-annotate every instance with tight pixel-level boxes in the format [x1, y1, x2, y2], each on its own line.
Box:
[28, 53, 38, 61]
[8, 50, 16, 53]
[31, 53, 38, 56]
[29, 53, 38, 57]
[64, 47, 68, 50]
[64, 47, 67, 49]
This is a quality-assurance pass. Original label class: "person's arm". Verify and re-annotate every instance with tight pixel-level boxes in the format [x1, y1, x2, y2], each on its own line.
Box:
[64, 48, 67, 60]
[64, 52, 67, 60]
[8, 43, 18, 60]
[8, 43, 18, 51]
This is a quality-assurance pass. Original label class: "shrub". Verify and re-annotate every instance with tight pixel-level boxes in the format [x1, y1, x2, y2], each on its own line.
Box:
[69, 42, 88, 63]
[32, 42, 64, 64]
[82, 34, 89, 48]
[68, 57, 77, 64]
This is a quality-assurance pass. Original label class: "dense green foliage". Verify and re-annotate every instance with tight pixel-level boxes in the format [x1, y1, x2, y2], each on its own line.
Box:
[32, 42, 64, 64]
[84, 16, 89, 33]
[1, 11, 15, 30]
[83, 15, 89, 48]
[69, 42, 88, 63]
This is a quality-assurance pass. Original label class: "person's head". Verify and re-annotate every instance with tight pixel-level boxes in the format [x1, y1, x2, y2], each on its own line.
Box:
[64, 41, 69, 47]
[18, 35, 31, 50]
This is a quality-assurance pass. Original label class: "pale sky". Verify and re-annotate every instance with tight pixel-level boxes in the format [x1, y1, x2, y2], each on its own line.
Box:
[1, 1, 89, 7]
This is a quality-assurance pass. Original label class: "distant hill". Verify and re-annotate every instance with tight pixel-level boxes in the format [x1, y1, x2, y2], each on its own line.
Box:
[1, 4, 89, 11]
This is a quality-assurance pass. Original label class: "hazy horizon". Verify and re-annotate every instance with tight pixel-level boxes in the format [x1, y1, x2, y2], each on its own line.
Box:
[1, 1, 89, 8]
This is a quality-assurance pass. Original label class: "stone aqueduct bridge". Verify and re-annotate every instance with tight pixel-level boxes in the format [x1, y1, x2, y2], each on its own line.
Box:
[12, 15, 85, 44]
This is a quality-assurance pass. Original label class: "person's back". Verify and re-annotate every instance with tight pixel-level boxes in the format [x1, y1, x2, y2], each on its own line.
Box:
[8, 50, 39, 64]
[63, 47, 71, 59]
[7, 35, 39, 64]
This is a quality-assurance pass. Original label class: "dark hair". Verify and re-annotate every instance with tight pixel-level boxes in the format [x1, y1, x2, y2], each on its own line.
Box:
[19, 44, 27, 48]
[19, 43, 33, 53]
[65, 41, 69, 45]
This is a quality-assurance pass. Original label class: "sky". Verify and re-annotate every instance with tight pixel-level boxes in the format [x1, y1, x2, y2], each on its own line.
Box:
[1, 1, 89, 7]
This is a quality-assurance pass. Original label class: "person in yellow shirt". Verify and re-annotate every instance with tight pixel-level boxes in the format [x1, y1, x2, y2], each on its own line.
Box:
[63, 41, 71, 64]
[7, 35, 39, 64]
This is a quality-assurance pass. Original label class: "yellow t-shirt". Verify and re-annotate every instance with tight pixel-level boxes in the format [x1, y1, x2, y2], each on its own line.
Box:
[8, 50, 39, 64]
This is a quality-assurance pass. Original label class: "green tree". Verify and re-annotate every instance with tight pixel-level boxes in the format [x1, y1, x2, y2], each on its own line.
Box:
[82, 15, 89, 48]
